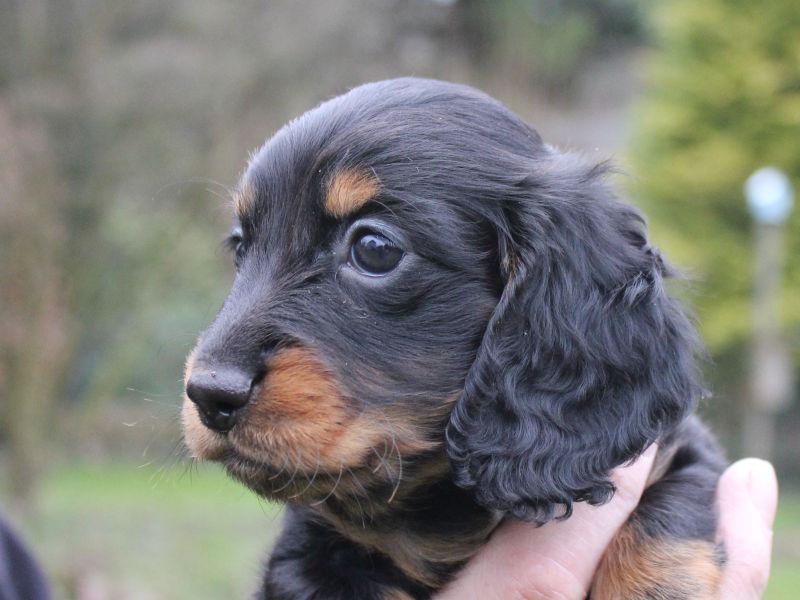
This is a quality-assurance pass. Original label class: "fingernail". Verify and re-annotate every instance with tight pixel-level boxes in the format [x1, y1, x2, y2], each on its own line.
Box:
[743, 458, 779, 530]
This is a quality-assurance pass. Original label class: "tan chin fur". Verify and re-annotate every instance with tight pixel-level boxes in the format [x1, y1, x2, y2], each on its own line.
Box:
[182, 343, 441, 495]
[230, 346, 438, 474]
[181, 398, 229, 461]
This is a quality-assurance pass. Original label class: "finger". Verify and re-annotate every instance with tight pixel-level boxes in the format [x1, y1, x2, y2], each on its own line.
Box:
[436, 445, 657, 600]
[717, 458, 778, 600]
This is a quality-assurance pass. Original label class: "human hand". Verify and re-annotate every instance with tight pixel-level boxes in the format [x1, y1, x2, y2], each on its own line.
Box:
[435, 449, 777, 600]
[717, 458, 778, 599]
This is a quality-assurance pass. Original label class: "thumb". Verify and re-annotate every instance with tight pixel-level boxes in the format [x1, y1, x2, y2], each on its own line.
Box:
[717, 458, 778, 600]
[436, 445, 657, 600]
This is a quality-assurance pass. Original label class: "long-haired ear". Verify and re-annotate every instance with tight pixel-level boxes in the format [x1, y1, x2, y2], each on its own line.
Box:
[446, 155, 700, 524]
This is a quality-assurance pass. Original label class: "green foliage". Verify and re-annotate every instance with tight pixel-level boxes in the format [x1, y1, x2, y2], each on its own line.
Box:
[631, 0, 800, 352]
[462, 0, 645, 92]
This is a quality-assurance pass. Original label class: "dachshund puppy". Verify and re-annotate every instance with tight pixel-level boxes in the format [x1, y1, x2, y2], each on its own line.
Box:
[183, 78, 726, 599]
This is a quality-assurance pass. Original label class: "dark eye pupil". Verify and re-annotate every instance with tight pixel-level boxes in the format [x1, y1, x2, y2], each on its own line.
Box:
[228, 234, 245, 268]
[351, 233, 403, 275]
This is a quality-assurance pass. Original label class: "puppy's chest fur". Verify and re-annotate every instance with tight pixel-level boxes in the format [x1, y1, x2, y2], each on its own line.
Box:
[313, 479, 503, 588]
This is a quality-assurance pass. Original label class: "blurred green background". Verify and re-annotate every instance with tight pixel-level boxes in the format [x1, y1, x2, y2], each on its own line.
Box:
[0, 1, 798, 598]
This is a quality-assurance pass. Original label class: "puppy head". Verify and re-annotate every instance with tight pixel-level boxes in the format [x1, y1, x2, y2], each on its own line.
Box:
[182, 78, 698, 520]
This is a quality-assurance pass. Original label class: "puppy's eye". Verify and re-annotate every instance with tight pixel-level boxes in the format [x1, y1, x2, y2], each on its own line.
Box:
[349, 231, 403, 275]
[225, 230, 246, 267]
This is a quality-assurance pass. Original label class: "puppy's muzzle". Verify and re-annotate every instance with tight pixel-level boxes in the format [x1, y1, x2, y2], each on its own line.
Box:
[186, 365, 256, 432]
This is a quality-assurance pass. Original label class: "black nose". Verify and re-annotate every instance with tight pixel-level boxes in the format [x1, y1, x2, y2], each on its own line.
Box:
[186, 366, 255, 432]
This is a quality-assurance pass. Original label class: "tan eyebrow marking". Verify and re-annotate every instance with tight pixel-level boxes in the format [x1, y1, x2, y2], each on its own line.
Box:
[233, 179, 256, 217]
[325, 168, 381, 217]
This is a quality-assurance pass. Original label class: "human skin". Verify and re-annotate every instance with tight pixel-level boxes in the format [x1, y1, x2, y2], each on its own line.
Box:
[436, 448, 778, 600]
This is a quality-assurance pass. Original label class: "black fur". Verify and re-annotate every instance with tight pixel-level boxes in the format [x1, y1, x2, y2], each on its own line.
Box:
[264, 506, 431, 600]
[446, 153, 702, 524]
[184, 78, 726, 599]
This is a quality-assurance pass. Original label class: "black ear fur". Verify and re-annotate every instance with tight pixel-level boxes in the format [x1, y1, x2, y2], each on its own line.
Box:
[445, 154, 700, 524]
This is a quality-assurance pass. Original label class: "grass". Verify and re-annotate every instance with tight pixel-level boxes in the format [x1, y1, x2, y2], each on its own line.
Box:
[2, 463, 799, 599]
[11, 462, 282, 599]
[767, 487, 800, 599]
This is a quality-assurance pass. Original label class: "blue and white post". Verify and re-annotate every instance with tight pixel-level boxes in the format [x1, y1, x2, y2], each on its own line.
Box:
[744, 167, 794, 460]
